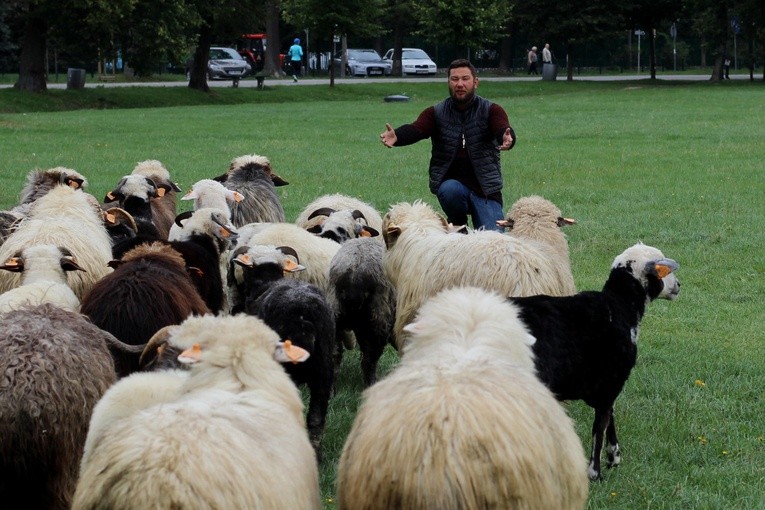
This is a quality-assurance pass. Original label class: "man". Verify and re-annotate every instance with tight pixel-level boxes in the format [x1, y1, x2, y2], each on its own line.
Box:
[542, 43, 552, 65]
[380, 59, 516, 231]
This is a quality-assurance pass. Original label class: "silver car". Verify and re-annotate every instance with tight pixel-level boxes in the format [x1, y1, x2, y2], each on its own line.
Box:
[383, 48, 437, 75]
[334, 49, 392, 77]
[207, 47, 252, 82]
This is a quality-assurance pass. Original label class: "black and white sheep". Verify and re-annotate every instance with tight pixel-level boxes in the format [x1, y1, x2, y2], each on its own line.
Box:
[0, 303, 117, 510]
[0, 185, 113, 301]
[212, 153, 288, 226]
[295, 193, 384, 239]
[233, 244, 336, 458]
[0, 244, 85, 313]
[382, 200, 577, 350]
[337, 287, 589, 509]
[305, 207, 381, 243]
[73, 314, 321, 510]
[327, 237, 396, 386]
[509, 242, 681, 480]
[80, 242, 210, 376]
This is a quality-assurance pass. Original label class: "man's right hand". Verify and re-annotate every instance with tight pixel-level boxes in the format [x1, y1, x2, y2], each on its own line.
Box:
[380, 123, 397, 148]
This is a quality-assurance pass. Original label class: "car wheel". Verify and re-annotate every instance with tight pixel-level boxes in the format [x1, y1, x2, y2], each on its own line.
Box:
[346, 66, 352, 77]
[232, 78, 240, 88]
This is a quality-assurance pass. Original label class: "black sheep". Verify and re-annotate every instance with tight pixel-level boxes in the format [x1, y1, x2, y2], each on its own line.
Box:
[509, 242, 681, 480]
[233, 244, 336, 461]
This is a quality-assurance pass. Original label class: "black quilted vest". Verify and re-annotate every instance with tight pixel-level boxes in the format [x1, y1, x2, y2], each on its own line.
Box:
[428, 95, 502, 196]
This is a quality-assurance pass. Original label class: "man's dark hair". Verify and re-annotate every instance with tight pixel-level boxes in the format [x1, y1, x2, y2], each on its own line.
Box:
[448, 59, 477, 77]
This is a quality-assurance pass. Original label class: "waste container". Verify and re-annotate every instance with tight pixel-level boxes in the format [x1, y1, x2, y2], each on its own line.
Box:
[542, 63, 557, 81]
[66, 68, 86, 90]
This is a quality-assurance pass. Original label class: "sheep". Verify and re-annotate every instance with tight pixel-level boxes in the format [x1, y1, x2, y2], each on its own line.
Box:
[327, 237, 396, 386]
[211, 154, 288, 226]
[101, 207, 139, 248]
[337, 287, 589, 510]
[509, 242, 681, 480]
[382, 200, 576, 350]
[0, 185, 113, 301]
[295, 193, 384, 237]
[178, 178, 243, 219]
[0, 210, 23, 247]
[104, 160, 181, 239]
[0, 303, 117, 510]
[306, 208, 381, 243]
[80, 241, 210, 376]
[0, 244, 85, 313]
[233, 244, 336, 459]
[72, 314, 322, 510]
[11, 166, 88, 216]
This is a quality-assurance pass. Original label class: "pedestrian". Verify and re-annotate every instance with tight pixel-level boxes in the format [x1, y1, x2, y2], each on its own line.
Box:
[527, 46, 538, 75]
[287, 38, 303, 83]
[723, 57, 731, 79]
[379, 59, 516, 231]
[542, 43, 552, 66]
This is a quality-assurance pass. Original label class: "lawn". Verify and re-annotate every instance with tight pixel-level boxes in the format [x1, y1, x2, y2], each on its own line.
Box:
[1, 79, 764, 509]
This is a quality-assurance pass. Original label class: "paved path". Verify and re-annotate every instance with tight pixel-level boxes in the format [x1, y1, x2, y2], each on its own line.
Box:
[2, 72, 752, 90]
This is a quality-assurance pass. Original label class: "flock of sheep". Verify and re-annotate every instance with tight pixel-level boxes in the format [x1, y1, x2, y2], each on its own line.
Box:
[0, 157, 682, 509]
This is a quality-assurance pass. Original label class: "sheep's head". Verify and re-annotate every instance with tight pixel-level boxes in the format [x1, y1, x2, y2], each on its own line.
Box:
[382, 200, 449, 249]
[0, 244, 86, 275]
[102, 207, 138, 243]
[182, 179, 242, 216]
[222, 154, 289, 186]
[612, 243, 681, 301]
[306, 208, 379, 243]
[232, 244, 304, 274]
[17, 167, 88, 208]
[131, 160, 180, 192]
[105, 175, 172, 205]
[173, 208, 239, 252]
[497, 195, 576, 233]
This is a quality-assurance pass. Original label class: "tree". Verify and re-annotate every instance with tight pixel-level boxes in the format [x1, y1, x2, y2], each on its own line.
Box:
[624, 0, 683, 79]
[413, 0, 506, 58]
[684, 0, 734, 81]
[283, 0, 384, 85]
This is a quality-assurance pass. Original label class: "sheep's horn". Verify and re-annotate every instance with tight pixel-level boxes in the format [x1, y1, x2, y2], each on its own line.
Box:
[307, 207, 337, 221]
[276, 246, 300, 264]
[351, 209, 368, 223]
[174, 210, 194, 227]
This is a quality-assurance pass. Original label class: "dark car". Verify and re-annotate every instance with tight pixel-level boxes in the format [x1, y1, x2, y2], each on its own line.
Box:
[333, 49, 392, 77]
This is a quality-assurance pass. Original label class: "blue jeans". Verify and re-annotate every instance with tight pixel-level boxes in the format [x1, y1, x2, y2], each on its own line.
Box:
[436, 179, 504, 231]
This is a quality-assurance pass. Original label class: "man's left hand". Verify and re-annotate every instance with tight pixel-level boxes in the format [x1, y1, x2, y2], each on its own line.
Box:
[498, 128, 514, 151]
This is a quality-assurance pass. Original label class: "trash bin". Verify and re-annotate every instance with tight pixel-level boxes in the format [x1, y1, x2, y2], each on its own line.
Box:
[542, 63, 557, 81]
[66, 68, 86, 90]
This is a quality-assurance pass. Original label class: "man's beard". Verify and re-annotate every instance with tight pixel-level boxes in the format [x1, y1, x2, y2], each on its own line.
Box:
[450, 88, 475, 107]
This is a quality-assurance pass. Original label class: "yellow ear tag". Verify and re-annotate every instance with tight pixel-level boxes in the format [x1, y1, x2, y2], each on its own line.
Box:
[105, 212, 116, 224]
[283, 340, 306, 364]
[237, 254, 251, 265]
[360, 230, 372, 237]
[3, 258, 20, 268]
[219, 227, 230, 238]
[655, 264, 672, 279]
[283, 259, 300, 272]
[178, 343, 202, 364]
[234, 192, 244, 203]
[68, 180, 80, 189]
[106, 192, 116, 201]
[156, 187, 166, 197]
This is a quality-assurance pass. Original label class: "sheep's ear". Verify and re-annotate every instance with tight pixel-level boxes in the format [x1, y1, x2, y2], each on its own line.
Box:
[174, 210, 194, 227]
[187, 266, 204, 278]
[181, 189, 198, 201]
[557, 216, 576, 227]
[212, 172, 228, 183]
[104, 190, 122, 202]
[156, 184, 174, 197]
[359, 226, 380, 238]
[107, 259, 124, 269]
[61, 255, 86, 272]
[283, 259, 306, 273]
[178, 343, 203, 365]
[63, 176, 85, 189]
[651, 259, 679, 279]
[383, 225, 402, 248]
[274, 340, 309, 364]
[306, 224, 323, 234]
[271, 174, 289, 187]
[233, 253, 253, 268]
[227, 190, 244, 203]
[0, 257, 24, 273]
[496, 218, 513, 229]
[171, 181, 182, 192]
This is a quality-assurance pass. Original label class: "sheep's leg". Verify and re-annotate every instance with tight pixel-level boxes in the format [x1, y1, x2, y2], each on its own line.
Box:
[588, 407, 612, 480]
[307, 383, 330, 462]
[357, 328, 387, 387]
[605, 407, 621, 468]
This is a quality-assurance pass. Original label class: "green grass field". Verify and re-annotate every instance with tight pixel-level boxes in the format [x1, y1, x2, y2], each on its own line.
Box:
[2, 79, 764, 509]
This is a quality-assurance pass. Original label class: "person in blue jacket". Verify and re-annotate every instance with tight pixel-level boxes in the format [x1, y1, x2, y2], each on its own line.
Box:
[288, 38, 304, 83]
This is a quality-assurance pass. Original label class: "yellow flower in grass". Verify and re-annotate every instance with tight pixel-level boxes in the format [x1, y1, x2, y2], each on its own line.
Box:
[694, 379, 706, 388]
[697, 435, 708, 445]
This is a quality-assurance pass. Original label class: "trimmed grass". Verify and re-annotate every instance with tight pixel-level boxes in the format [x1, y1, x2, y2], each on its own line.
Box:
[2, 80, 764, 509]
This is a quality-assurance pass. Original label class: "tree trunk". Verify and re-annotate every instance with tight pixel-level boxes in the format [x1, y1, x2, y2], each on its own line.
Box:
[498, 35, 512, 73]
[391, 24, 403, 76]
[15, 16, 48, 92]
[265, 0, 284, 77]
[649, 26, 657, 79]
[188, 25, 212, 92]
[566, 42, 573, 81]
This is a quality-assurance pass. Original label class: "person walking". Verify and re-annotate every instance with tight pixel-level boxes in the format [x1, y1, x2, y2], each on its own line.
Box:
[527, 46, 538, 75]
[379, 59, 516, 231]
[287, 38, 303, 83]
[542, 43, 552, 65]
[723, 57, 731, 79]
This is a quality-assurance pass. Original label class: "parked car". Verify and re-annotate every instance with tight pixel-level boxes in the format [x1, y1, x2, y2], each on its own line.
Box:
[333, 49, 392, 77]
[200, 47, 252, 82]
[383, 48, 437, 75]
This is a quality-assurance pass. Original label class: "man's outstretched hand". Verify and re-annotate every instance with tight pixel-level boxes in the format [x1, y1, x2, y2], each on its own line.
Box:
[497, 128, 514, 151]
[380, 123, 397, 148]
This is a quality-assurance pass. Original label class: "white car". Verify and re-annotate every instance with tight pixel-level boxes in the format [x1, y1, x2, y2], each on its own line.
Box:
[383, 48, 437, 75]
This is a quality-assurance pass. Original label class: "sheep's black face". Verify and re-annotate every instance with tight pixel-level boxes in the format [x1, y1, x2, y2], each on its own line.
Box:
[321, 228, 348, 244]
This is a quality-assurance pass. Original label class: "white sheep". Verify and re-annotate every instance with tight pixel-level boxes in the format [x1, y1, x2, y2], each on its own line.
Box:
[0, 244, 85, 313]
[178, 178, 243, 219]
[383, 200, 576, 350]
[73, 314, 321, 510]
[295, 193, 384, 237]
[337, 287, 589, 510]
[0, 185, 113, 301]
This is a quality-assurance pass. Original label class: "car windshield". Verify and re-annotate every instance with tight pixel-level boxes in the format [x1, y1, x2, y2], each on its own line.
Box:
[348, 50, 382, 62]
[402, 49, 430, 60]
[210, 48, 242, 60]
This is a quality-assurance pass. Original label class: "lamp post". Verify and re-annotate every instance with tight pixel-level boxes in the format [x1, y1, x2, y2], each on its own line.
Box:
[670, 22, 677, 71]
[634, 30, 645, 72]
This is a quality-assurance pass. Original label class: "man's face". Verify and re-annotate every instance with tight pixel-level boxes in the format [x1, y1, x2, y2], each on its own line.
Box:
[448, 67, 478, 104]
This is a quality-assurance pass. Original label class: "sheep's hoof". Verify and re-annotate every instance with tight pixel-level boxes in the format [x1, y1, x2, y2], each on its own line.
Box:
[606, 444, 622, 468]
[587, 462, 601, 481]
